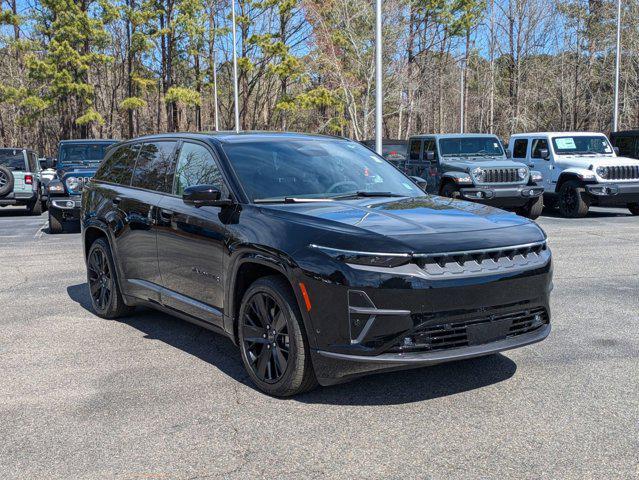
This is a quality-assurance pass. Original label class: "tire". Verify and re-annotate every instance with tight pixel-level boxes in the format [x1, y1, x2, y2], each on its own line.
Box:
[86, 238, 134, 319]
[518, 195, 543, 220]
[238, 276, 318, 397]
[628, 203, 639, 216]
[48, 208, 64, 234]
[543, 195, 558, 211]
[0, 165, 14, 197]
[558, 180, 590, 218]
[440, 182, 459, 199]
[27, 192, 43, 215]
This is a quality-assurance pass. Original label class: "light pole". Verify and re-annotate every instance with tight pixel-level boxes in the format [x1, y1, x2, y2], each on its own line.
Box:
[460, 58, 465, 133]
[374, 0, 382, 154]
[230, 0, 240, 133]
[613, 0, 622, 132]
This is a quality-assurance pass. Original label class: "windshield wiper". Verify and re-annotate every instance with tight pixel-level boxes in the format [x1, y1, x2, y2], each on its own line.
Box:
[254, 197, 335, 204]
[331, 191, 406, 199]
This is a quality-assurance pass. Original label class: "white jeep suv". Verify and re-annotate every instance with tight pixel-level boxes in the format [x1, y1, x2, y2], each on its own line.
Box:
[508, 132, 639, 217]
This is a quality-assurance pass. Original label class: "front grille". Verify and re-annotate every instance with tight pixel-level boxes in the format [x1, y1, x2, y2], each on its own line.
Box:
[482, 168, 519, 183]
[390, 308, 548, 353]
[600, 165, 639, 180]
[415, 241, 549, 277]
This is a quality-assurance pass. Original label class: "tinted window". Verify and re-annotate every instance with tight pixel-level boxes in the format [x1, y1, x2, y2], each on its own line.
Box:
[531, 139, 548, 158]
[131, 141, 177, 193]
[95, 144, 140, 185]
[409, 140, 422, 160]
[381, 144, 407, 160]
[174, 143, 224, 196]
[222, 138, 421, 202]
[0, 149, 25, 171]
[513, 139, 528, 158]
[423, 139, 437, 160]
[613, 136, 636, 157]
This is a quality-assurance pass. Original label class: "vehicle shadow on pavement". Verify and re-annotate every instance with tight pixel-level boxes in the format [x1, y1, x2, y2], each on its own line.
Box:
[67, 283, 517, 405]
[540, 207, 631, 219]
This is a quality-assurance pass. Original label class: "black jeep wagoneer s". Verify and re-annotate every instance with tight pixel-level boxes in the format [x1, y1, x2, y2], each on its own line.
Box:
[81, 132, 552, 396]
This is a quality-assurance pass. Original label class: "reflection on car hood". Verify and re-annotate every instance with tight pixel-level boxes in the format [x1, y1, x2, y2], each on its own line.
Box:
[264, 196, 545, 254]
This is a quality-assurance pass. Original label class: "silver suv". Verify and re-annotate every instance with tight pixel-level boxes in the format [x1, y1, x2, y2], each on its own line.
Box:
[0, 148, 44, 215]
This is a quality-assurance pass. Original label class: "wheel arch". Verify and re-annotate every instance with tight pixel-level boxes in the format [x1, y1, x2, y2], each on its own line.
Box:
[555, 171, 587, 193]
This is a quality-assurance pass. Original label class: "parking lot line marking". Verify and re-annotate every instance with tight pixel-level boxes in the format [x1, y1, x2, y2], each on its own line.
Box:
[34, 220, 48, 240]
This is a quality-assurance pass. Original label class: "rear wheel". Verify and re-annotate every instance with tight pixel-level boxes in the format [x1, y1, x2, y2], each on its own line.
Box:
[48, 208, 64, 234]
[87, 238, 133, 319]
[558, 180, 590, 218]
[628, 203, 639, 216]
[238, 276, 317, 397]
[517, 195, 543, 220]
[440, 182, 459, 199]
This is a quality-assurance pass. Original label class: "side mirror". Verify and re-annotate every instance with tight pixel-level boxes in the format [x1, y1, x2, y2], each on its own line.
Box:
[183, 185, 232, 207]
[613, 146, 620, 155]
[410, 176, 428, 190]
[505, 149, 512, 159]
[425, 151, 435, 161]
[539, 148, 550, 160]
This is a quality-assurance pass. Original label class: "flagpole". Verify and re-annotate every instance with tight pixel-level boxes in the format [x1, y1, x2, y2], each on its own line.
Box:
[374, 0, 382, 154]
[230, 0, 240, 133]
[613, 0, 622, 132]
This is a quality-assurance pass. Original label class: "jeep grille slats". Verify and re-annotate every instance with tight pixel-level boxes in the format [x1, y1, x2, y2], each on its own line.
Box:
[482, 168, 519, 183]
[600, 165, 639, 180]
[415, 241, 548, 277]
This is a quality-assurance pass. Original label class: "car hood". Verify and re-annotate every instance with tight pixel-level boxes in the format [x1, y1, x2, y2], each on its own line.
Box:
[263, 196, 545, 254]
[556, 154, 639, 169]
[57, 166, 98, 179]
[440, 158, 526, 171]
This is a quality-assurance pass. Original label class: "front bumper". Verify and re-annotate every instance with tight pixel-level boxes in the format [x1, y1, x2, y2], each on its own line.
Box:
[313, 323, 550, 385]
[586, 182, 639, 205]
[459, 185, 544, 207]
[49, 196, 81, 219]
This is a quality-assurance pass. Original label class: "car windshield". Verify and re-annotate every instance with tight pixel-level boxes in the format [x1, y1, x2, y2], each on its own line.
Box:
[0, 149, 26, 171]
[58, 143, 113, 166]
[222, 137, 422, 202]
[439, 137, 504, 158]
[551, 136, 613, 155]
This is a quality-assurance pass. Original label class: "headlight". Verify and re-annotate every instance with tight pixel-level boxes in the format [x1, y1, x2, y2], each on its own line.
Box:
[471, 167, 484, 180]
[454, 175, 472, 184]
[596, 166, 609, 178]
[65, 176, 79, 191]
[48, 182, 64, 193]
[517, 167, 528, 179]
[309, 244, 412, 268]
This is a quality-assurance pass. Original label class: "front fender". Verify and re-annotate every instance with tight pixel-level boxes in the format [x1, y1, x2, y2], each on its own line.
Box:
[441, 171, 473, 185]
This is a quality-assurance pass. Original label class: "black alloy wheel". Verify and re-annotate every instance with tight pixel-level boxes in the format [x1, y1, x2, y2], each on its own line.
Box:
[558, 180, 589, 218]
[86, 238, 133, 319]
[242, 291, 290, 383]
[238, 276, 317, 396]
[88, 246, 113, 312]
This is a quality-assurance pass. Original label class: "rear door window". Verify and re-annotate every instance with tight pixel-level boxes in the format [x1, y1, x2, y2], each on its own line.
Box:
[513, 139, 528, 158]
[173, 142, 225, 196]
[131, 141, 178, 193]
[95, 144, 140, 185]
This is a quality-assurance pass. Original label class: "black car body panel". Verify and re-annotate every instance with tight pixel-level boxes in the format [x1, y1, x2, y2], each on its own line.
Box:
[82, 132, 552, 387]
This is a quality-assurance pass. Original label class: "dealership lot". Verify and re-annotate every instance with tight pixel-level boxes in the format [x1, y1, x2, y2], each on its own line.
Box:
[0, 207, 637, 479]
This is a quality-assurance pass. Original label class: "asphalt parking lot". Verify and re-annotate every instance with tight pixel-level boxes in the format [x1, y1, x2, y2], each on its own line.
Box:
[0, 206, 637, 479]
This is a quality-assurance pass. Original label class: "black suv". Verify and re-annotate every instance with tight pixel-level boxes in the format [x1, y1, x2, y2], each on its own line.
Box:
[81, 132, 552, 396]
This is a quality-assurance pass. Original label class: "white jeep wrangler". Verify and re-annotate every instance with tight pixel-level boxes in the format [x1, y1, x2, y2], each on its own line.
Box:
[508, 132, 639, 217]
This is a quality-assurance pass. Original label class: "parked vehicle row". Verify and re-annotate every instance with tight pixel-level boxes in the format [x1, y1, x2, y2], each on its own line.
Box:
[364, 130, 639, 218]
[81, 132, 553, 396]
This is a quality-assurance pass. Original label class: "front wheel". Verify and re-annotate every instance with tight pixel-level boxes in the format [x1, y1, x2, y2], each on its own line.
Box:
[48, 209, 64, 234]
[558, 180, 590, 218]
[628, 203, 639, 216]
[27, 193, 43, 216]
[518, 195, 543, 220]
[238, 276, 317, 397]
[440, 182, 459, 199]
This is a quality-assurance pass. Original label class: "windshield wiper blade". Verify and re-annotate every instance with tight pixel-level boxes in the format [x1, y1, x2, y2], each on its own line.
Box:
[332, 191, 406, 199]
[254, 197, 335, 204]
